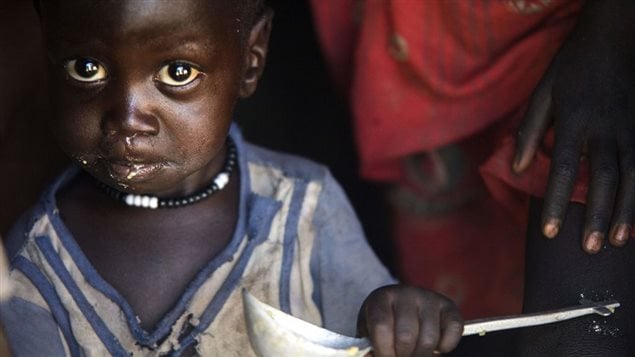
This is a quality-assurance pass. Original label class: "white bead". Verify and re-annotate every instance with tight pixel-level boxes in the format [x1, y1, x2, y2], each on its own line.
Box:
[141, 196, 150, 207]
[150, 197, 159, 209]
[214, 173, 229, 189]
[134, 195, 142, 207]
[125, 195, 134, 206]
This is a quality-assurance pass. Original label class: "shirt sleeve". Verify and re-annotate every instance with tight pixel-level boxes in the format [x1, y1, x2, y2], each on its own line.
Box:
[0, 297, 68, 356]
[310, 170, 397, 336]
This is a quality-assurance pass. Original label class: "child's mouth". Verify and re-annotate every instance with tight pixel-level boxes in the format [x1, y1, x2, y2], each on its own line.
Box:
[107, 161, 165, 182]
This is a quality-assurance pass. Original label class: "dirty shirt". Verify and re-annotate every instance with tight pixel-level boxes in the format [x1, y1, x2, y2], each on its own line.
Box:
[1, 126, 395, 356]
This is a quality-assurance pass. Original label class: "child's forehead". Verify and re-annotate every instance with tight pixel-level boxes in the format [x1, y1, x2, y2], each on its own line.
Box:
[43, 0, 239, 43]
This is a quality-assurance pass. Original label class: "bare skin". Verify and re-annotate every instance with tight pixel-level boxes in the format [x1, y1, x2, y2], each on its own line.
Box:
[514, 0, 635, 253]
[57, 170, 239, 330]
[358, 285, 463, 357]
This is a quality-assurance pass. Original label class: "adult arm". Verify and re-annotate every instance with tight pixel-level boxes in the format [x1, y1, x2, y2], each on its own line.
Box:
[514, 0, 635, 253]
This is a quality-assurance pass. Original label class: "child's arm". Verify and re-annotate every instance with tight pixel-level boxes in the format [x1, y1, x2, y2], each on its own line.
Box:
[311, 170, 463, 355]
[357, 285, 463, 356]
[311, 170, 396, 336]
[0, 297, 70, 356]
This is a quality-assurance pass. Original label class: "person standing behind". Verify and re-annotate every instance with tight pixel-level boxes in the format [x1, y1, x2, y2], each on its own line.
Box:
[310, 0, 635, 354]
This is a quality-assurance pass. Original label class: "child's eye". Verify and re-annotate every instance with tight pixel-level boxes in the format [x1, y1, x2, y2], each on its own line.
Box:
[64, 58, 108, 83]
[155, 62, 201, 86]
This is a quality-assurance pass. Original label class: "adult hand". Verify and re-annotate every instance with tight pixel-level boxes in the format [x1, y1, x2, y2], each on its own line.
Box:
[513, 0, 635, 254]
[357, 285, 463, 357]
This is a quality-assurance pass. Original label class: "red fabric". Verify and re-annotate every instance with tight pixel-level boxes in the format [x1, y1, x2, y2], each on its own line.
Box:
[393, 186, 526, 318]
[311, 0, 582, 182]
[388, 123, 529, 318]
[310, 0, 587, 318]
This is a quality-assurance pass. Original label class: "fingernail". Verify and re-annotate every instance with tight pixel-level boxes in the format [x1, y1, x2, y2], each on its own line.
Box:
[512, 156, 521, 172]
[584, 232, 603, 253]
[512, 154, 524, 173]
[543, 219, 560, 238]
[611, 224, 631, 246]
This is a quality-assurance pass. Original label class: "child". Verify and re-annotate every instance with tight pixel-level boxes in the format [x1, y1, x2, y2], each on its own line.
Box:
[1, 0, 463, 355]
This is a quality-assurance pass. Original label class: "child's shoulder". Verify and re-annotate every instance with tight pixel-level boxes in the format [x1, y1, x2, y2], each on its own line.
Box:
[3, 166, 77, 264]
[4, 201, 46, 259]
[240, 139, 353, 220]
[242, 140, 334, 185]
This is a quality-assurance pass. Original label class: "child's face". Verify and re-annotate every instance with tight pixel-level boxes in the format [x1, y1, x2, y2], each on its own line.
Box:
[42, 0, 269, 197]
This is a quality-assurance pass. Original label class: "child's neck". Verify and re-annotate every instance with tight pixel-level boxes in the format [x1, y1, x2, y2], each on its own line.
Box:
[56, 169, 240, 330]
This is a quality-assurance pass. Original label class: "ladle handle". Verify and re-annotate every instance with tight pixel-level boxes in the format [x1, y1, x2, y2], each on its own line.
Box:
[462, 300, 620, 336]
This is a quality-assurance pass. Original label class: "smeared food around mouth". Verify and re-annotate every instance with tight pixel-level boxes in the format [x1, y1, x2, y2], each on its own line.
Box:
[107, 161, 165, 182]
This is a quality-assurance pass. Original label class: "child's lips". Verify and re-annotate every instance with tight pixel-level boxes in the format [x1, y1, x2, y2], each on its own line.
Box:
[107, 161, 165, 182]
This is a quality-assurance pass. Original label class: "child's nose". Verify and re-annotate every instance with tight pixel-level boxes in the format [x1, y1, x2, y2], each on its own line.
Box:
[103, 84, 160, 138]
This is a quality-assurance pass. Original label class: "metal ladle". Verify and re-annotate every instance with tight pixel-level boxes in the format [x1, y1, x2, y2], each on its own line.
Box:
[242, 289, 620, 357]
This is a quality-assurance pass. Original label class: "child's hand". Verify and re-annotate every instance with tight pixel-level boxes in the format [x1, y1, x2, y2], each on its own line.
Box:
[357, 285, 463, 356]
[513, 0, 635, 253]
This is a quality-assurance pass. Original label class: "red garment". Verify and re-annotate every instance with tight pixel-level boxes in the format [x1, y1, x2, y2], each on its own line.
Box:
[311, 0, 586, 318]
[311, 0, 582, 182]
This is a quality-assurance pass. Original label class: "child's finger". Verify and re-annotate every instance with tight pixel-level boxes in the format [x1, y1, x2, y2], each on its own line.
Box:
[416, 305, 441, 355]
[436, 307, 464, 353]
[392, 302, 420, 357]
[363, 296, 396, 357]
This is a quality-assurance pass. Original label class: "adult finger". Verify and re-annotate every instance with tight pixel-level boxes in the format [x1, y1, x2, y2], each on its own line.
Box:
[609, 139, 635, 246]
[583, 138, 619, 253]
[541, 124, 584, 238]
[514, 71, 554, 173]
[392, 303, 420, 357]
[436, 307, 463, 353]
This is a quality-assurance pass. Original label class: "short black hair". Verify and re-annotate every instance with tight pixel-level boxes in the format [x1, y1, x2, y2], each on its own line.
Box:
[237, 0, 267, 26]
[33, 0, 268, 30]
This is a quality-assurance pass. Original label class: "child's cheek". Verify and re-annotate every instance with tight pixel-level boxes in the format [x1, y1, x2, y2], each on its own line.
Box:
[51, 100, 103, 168]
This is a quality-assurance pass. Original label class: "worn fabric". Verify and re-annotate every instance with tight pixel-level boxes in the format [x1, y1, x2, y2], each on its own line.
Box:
[0, 243, 10, 303]
[1, 126, 395, 356]
[311, 0, 583, 182]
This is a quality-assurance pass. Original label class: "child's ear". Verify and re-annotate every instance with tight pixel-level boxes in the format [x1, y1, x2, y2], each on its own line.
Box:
[239, 9, 273, 98]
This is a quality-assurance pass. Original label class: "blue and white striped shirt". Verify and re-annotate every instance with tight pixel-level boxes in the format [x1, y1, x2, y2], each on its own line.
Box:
[2, 126, 395, 356]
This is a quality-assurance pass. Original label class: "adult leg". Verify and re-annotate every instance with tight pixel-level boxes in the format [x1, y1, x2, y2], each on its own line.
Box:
[518, 197, 635, 356]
